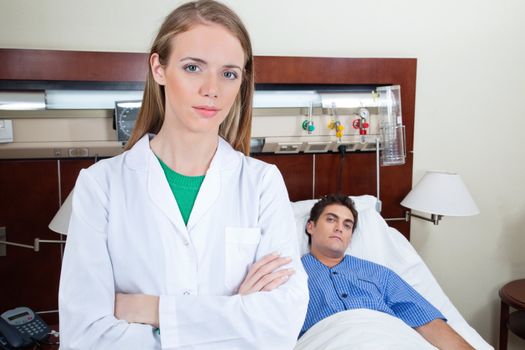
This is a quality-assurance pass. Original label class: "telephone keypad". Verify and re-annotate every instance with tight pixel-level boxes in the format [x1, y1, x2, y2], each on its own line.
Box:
[17, 318, 47, 337]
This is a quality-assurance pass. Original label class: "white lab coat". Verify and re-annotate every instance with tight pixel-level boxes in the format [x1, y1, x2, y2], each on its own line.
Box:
[59, 134, 309, 350]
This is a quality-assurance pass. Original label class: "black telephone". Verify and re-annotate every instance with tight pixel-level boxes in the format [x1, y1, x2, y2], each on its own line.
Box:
[0, 307, 50, 349]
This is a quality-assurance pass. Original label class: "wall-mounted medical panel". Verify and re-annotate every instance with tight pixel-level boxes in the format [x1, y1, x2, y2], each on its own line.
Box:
[251, 85, 404, 163]
[0, 112, 123, 159]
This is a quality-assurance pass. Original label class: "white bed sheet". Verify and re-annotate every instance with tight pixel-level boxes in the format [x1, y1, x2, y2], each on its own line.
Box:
[295, 309, 437, 350]
[292, 195, 493, 350]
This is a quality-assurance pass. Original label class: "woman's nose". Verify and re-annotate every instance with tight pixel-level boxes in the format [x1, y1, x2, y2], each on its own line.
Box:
[200, 73, 219, 99]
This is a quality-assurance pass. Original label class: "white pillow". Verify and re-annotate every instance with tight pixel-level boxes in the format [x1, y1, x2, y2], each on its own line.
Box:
[291, 195, 492, 350]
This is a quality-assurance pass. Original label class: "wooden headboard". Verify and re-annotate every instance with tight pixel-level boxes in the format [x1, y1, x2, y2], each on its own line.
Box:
[0, 49, 416, 323]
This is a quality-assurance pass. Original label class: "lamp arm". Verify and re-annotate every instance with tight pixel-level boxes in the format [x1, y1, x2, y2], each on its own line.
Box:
[33, 238, 67, 252]
[0, 238, 66, 252]
[0, 240, 36, 250]
[407, 212, 443, 225]
[384, 211, 443, 225]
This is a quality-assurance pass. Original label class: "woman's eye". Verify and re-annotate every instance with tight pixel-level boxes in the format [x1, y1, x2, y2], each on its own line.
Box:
[184, 64, 200, 73]
[223, 71, 238, 80]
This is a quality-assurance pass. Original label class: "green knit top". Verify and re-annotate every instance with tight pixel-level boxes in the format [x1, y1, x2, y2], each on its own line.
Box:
[157, 157, 205, 225]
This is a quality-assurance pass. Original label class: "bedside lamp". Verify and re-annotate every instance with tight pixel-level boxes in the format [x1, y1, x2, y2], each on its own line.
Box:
[0, 191, 71, 252]
[401, 171, 479, 225]
[48, 190, 74, 235]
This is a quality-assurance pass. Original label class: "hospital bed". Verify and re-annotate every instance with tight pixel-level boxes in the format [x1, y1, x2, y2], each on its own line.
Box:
[291, 195, 493, 350]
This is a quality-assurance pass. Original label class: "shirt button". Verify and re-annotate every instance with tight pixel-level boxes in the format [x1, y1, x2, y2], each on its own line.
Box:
[341, 293, 348, 298]
[183, 291, 191, 295]
[332, 271, 338, 275]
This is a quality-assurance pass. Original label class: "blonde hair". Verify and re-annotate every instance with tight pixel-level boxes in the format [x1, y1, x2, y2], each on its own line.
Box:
[126, 0, 254, 155]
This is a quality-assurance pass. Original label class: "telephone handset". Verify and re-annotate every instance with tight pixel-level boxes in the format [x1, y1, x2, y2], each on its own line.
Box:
[0, 307, 50, 349]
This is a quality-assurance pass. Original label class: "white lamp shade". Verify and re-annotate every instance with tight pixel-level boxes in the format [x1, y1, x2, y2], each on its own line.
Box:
[48, 190, 74, 235]
[401, 171, 479, 216]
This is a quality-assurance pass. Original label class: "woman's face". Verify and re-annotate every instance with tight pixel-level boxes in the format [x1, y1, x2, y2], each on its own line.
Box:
[151, 23, 245, 138]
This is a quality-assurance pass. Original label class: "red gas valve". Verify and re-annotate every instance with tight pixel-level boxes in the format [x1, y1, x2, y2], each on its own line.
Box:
[352, 117, 369, 135]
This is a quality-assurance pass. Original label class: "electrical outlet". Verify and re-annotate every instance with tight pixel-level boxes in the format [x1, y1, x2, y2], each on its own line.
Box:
[0, 227, 6, 256]
[0, 120, 13, 143]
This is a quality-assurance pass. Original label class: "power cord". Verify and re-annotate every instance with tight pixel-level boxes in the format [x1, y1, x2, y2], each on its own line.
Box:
[337, 144, 346, 194]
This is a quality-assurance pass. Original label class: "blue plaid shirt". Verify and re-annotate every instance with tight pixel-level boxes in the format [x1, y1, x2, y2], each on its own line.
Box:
[300, 253, 445, 337]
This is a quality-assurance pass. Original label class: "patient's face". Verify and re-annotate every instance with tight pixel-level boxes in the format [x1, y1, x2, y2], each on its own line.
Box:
[307, 204, 355, 260]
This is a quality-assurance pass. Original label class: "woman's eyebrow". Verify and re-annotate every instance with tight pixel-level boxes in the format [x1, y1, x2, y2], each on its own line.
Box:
[224, 64, 242, 70]
[180, 56, 207, 64]
[180, 57, 241, 70]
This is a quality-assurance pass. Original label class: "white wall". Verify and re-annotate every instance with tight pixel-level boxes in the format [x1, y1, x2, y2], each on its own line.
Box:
[2, 0, 525, 347]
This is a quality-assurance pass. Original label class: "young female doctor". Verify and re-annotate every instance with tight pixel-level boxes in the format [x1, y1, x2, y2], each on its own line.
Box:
[58, 1, 309, 349]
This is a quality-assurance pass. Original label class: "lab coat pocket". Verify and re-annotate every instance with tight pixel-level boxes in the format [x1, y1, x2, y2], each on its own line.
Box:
[224, 227, 261, 293]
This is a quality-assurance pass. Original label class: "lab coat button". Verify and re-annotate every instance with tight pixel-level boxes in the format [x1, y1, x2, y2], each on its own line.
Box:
[183, 240, 189, 246]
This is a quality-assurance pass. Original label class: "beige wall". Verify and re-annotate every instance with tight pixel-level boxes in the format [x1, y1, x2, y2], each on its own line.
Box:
[2, 0, 525, 347]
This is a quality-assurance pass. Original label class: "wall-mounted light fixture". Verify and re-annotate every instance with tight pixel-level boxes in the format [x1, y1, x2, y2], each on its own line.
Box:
[0, 230, 66, 253]
[0, 91, 45, 110]
[45, 90, 143, 109]
[0, 192, 72, 253]
[0, 90, 144, 110]
[400, 171, 479, 225]
[1, 88, 389, 110]
[48, 190, 73, 235]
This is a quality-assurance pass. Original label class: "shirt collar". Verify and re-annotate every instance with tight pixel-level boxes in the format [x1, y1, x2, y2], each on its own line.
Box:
[303, 252, 351, 272]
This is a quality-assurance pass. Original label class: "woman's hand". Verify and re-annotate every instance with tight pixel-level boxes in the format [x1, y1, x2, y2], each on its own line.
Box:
[115, 293, 159, 327]
[238, 252, 296, 295]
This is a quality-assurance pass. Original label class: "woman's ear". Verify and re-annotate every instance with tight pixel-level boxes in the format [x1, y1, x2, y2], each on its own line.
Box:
[150, 53, 166, 86]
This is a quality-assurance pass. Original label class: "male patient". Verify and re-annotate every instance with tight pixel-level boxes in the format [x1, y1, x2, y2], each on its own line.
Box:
[300, 194, 473, 349]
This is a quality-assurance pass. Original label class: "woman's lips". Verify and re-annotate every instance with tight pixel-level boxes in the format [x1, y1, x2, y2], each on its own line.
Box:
[193, 106, 220, 118]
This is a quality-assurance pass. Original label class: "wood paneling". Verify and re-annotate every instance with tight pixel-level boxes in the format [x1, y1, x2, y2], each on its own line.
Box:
[59, 159, 96, 200]
[314, 153, 377, 197]
[254, 56, 416, 85]
[0, 158, 97, 323]
[254, 151, 411, 237]
[0, 160, 60, 324]
[0, 49, 148, 82]
[254, 154, 314, 201]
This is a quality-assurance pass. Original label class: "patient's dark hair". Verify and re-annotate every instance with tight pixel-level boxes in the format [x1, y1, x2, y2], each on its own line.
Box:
[305, 194, 358, 245]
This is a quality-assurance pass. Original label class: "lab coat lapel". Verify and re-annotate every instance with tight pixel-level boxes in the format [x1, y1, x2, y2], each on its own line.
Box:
[186, 168, 220, 231]
[146, 147, 187, 233]
[125, 134, 187, 232]
[186, 138, 238, 231]
[186, 142, 222, 231]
